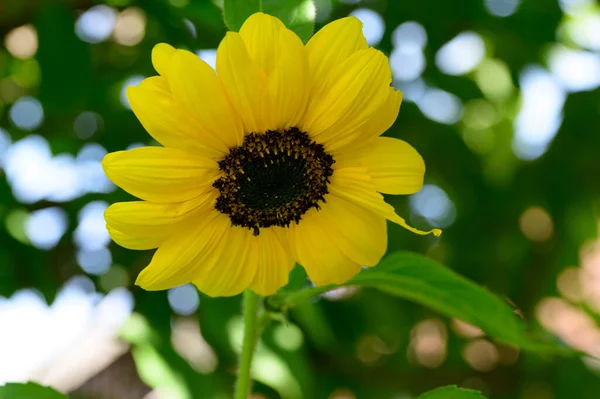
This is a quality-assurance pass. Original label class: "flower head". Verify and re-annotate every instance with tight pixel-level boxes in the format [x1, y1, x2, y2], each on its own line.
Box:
[103, 13, 440, 297]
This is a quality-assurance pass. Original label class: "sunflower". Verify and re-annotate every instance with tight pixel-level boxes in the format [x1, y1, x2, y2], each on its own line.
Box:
[102, 12, 440, 297]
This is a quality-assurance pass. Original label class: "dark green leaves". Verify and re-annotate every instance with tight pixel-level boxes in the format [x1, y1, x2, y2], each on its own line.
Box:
[273, 251, 566, 354]
[222, 0, 261, 32]
[222, 0, 315, 42]
[34, 3, 91, 114]
[418, 386, 487, 399]
[349, 252, 558, 352]
[0, 383, 68, 399]
[263, 0, 316, 42]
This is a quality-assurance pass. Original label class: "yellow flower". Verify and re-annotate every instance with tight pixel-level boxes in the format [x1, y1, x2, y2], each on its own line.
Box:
[103, 13, 440, 297]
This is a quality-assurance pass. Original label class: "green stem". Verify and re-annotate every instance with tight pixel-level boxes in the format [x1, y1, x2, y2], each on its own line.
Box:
[233, 284, 340, 396]
[234, 290, 260, 399]
[257, 309, 273, 332]
[275, 284, 336, 309]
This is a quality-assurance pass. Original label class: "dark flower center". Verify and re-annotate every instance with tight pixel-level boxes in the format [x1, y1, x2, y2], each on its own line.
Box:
[213, 127, 334, 235]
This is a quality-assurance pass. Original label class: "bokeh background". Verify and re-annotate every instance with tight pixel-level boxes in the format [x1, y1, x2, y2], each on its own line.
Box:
[1, 0, 600, 397]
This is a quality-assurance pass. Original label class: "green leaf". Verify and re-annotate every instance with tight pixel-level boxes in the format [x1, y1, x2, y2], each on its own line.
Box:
[348, 252, 557, 352]
[222, 0, 315, 42]
[418, 386, 486, 399]
[263, 0, 316, 42]
[222, 0, 260, 32]
[272, 251, 568, 354]
[0, 382, 68, 399]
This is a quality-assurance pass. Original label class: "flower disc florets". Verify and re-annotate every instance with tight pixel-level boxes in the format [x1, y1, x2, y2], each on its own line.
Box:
[213, 127, 334, 235]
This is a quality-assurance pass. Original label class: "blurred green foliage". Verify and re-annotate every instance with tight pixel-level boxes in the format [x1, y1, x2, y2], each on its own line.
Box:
[418, 386, 486, 399]
[0, 382, 68, 399]
[1, 0, 600, 398]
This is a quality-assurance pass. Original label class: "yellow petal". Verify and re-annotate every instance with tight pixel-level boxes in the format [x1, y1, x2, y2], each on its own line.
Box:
[306, 17, 367, 99]
[318, 194, 387, 266]
[127, 77, 227, 156]
[363, 89, 403, 141]
[102, 147, 219, 203]
[328, 88, 402, 153]
[105, 193, 216, 250]
[192, 224, 258, 297]
[335, 137, 425, 195]
[135, 212, 231, 291]
[194, 225, 293, 297]
[107, 227, 164, 250]
[288, 209, 362, 286]
[152, 43, 176, 76]
[329, 167, 441, 236]
[265, 28, 309, 129]
[301, 48, 391, 144]
[139, 75, 170, 95]
[216, 32, 266, 133]
[249, 227, 295, 296]
[239, 13, 309, 129]
[239, 13, 286, 74]
[169, 49, 245, 148]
